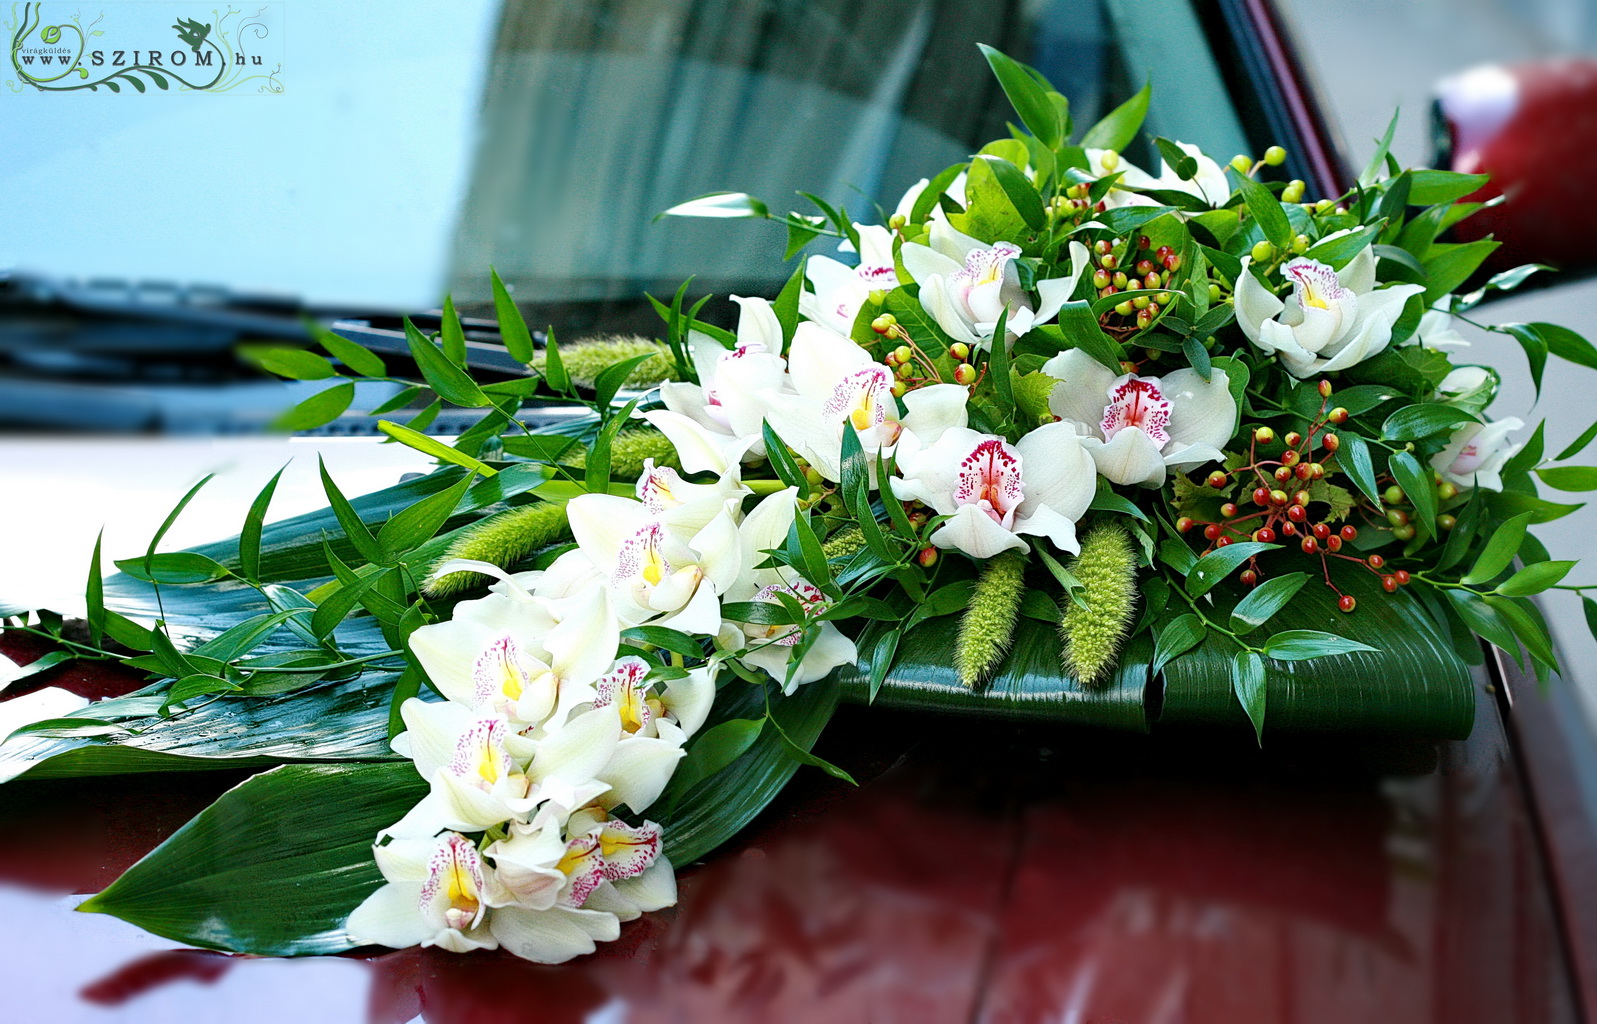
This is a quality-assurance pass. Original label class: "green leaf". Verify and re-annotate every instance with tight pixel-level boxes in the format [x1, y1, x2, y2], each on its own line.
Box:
[1495, 559, 1576, 597]
[1339, 433, 1383, 508]
[403, 318, 490, 407]
[1488, 489, 1584, 524]
[1500, 323, 1550, 396]
[1183, 335, 1211, 380]
[1079, 82, 1151, 152]
[1461, 510, 1532, 584]
[1153, 137, 1198, 180]
[760, 421, 810, 499]
[438, 296, 468, 367]
[1232, 171, 1291, 249]
[663, 717, 765, 811]
[250, 348, 338, 381]
[978, 155, 1046, 230]
[79, 763, 426, 955]
[1555, 418, 1597, 462]
[1537, 466, 1597, 491]
[1447, 589, 1522, 665]
[1302, 224, 1382, 268]
[542, 326, 570, 393]
[977, 44, 1065, 148]
[1230, 572, 1309, 634]
[311, 322, 386, 378]
[619, 626, 705, 659]
[585, 397, 642, 494]
[1381, 403, 1473, 442]
[1408, 169, 1490, 205]
[1423, 239, 1499, 303]
[376, 470, 475, 557]
[375, 421, 498, 478]
[1153, 613, 1206, 674]
[1262, 630, 1379, 661]
[1054, 301, 1125, 372]
[773, 258, 805, 345]
[488, 267, 536, 364]
[317, 457, 385, 565]
[86, 530, 106, 647]
[1358, 110, 1399, 186]
[1388, 451, 1437, 538]
[1186, 541, 1278, 598]
[272, 382, 354, 432]
[657, 192, 770, 220]
[113, 552, 230, 585]
[1533, 322, 1597, 371]
[1232, 650, 1267, 744]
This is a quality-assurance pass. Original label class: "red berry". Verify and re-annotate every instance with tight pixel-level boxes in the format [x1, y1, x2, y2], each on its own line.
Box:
[1322, 433, 1340, 452]
[1203, 524, 1222, 541]
[1156, 245, 1173, 261]
[1338, 595, 1357, 613]
[1284, 431, 1302, 448]
[1177, 516, 1196, 533]
[1367, 554, 1386, 569]
[1139, 235, 1152, 251]
[1301, 537, 1319, 555]
[1326, 535, 1342, 552]
[1270, 489, 1289, 507]
[1136, 259, 1155, 276]
[1220, 502, 1240, 518]
[1274, 466, 1294, 482]
[1253, 487, 1271, 506]
[1328, 407, 1349, 424]
[1382, 575, 1399, 593]
[1311, 522, 1331, 540]
[917, 546, 939, 567]
[1295, 464, 1313, 481]
[1255, 527, 1276, 543]
[1215, 536, 1233, 547]
[1340, 525, 1358, 541]
[1281, 521, 1298, 536]
[1240, 569, 1259, 586]
[1294, 490, 1312, 507]
[1318, 379, 1333, 398]
[1394, 570, 1411, 585]
[1094, 239, 1113, 255]
[1163, 253, 1182, 272]
[1286, 504, 1307, 523]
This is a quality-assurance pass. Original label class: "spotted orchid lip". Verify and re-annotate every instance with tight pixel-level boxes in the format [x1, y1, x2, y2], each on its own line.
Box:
[1101, 377, 1173, 447]
[952, 437, 1024, 529]
[1282, 257, 1352, 309]
[420, 833, 488, 933]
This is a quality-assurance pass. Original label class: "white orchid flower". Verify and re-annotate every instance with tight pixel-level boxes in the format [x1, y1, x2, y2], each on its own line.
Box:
[1042, 348, 1236, 488]
[1431, 416, 1524, 492]
[899, 222, 1087, 349]
[586, 656, 710, 813]
[890, 421, 1096, 559]
[1417, 309, 1470, 350]
[800, 224, 901, 336]
[726, 577, 857, 692]
[387, 699, 622, 835]
[346, 831, 499, 953]
[1086, 143, 1229, 207]
[558, 492, 743, 635]
[407, 575, 619, 730]
[647, 296, 788, 474]
[635, 456, 748, 539]
[760, 322, 968, 482]
[896, 172, 968, 227]
[1235, 247, 1425, 377]
[583, 856, 679, 923]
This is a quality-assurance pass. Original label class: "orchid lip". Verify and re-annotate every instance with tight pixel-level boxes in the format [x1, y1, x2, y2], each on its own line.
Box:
[952, 437, 1024, 528]
[1100, 376, 1173, 446]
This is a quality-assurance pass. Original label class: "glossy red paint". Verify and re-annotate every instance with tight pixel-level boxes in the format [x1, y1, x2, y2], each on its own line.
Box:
[1438, 58, 1597, 274]
[0, 635, 1583, 1022]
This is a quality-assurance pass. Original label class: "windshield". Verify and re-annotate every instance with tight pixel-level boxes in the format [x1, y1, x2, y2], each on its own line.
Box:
[3, 0, 1251, 327]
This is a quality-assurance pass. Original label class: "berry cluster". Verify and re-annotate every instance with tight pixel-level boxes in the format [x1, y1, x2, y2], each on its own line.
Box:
[1091, 234, 1182, 334]
[1174, 380, 1405, 613]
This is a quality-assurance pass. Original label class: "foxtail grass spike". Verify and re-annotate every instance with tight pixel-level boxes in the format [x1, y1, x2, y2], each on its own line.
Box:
[425, 501, 571, 597]
[566, 428, 680, 481]
[1059, 523, 1138, 686]
[533, 335, 675, 390]
[955, 549, 1027, 687]
[822, 526, 866, 562]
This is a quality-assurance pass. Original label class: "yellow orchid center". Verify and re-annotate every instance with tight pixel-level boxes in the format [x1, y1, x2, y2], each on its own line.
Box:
[421, 834, 488, 932]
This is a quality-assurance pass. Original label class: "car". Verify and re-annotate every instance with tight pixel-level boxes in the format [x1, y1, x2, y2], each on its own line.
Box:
[1, 1, 1593, 1019]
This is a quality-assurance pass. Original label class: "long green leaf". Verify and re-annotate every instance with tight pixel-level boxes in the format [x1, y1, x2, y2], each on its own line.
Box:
[80, 763, 426, 955]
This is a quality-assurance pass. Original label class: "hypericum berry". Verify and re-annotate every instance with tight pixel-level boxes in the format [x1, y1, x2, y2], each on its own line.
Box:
[1274, 466, 1294, 482]
[1296, 463, 1313, 481]
[1394, 570, 1411, 585]
[1113, 271, 1129, 289]
[1386, 508, 1409, 527]
[1163, 253, 1182, 272]
[1301, 537, 1319, 554]
[1215, 536, 1233, 547]
[1326, 535, 1342, 552]
[1139, 235, 1152, 250]
[1206, 470, 1228, 490]
[949, 342, 970, 361]
[1291, 234, 1311, 255]
[1392, 524, 1416, 541]
[1270, 489, 1289, 507]
[1281, 450, 1301, 468]
[1220, 502, 1240, 518]
[1253, 486, 1271, 506]
[1115, 300, 1134, 317]
[954, 363, 979, 386]
[1230, 154, 1252, 173]
[1318, 379, 1333, 398]
[889, 213, 908, 230]
[1382, 575, 1399, 592]
[1294, 490, 1311, 507]
[1309, 463, 1326, 479]
[1383, 485, 1405, 505]
[1240, 569, 1259, 586]
[1286, 504, 1307, 523]
[917, 546, 939, 567]
[885, 349, 901, 367]
[1367, 554, 1386, 569]
[893, 345, 913, 364]
[1321, 433, 1340, 452]
[1120, 360, 1139, 375]
[871, 314, 896, 334]
[1143, 272, 1161, 290]
[896, 362, 916, 381]
[1156, 291, 1173, 304]
[891, 380, 909, 398]
[1177, 516, 1197, 533]
[1099, 286, 1118, 299]
[1281, 521, 1298, 536]
[1264, 145, 1287, 166]
[1133, 295, 1151, 310]
[1094, 238, 1114, 255]
[1136, 308, 1154, 329]
[1156, 244, 1174, 261]
[1093, 269, 1111, 289]
[1340, 525, 1358, 541]
[1254, 426, 1276, 444]
[1101, 151, 1122, 171]
[1251, 240, 1276, 263]
[1327, 407, 1349, 424]
[1437, 481, 1459, 501]
[1311, 522, 1331, 540]
[1283, 431, 1302, 448]
[1254, 527, 1276, 543]
[1203, 524, 1222, 540]
[1338, 595, 1357, 613]
[1135, 259, 1155, 276]
[1437, 513, 1457, 531]
[1283, 180, 1306, 204]
[1100, 253, 1118, 270]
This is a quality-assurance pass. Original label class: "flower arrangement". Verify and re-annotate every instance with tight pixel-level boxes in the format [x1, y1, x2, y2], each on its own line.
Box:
[5, 45, 1596, 964]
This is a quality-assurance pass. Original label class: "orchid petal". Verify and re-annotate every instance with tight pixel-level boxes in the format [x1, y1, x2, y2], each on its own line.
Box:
[1042, 349, 1117, 432]
[1233, 257, 1285, 344]
[1014, 421, 1097, 518]
[930, 504, 1028, 558]
[1086, 427, 1168, 488]
[346, 881, 433, 949]
[1161, 367, 1236, 449]
[489, 906, 619, 964]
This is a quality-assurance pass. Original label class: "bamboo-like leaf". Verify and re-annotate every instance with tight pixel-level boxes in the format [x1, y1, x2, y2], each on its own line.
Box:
[80, 763, 426, 955]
